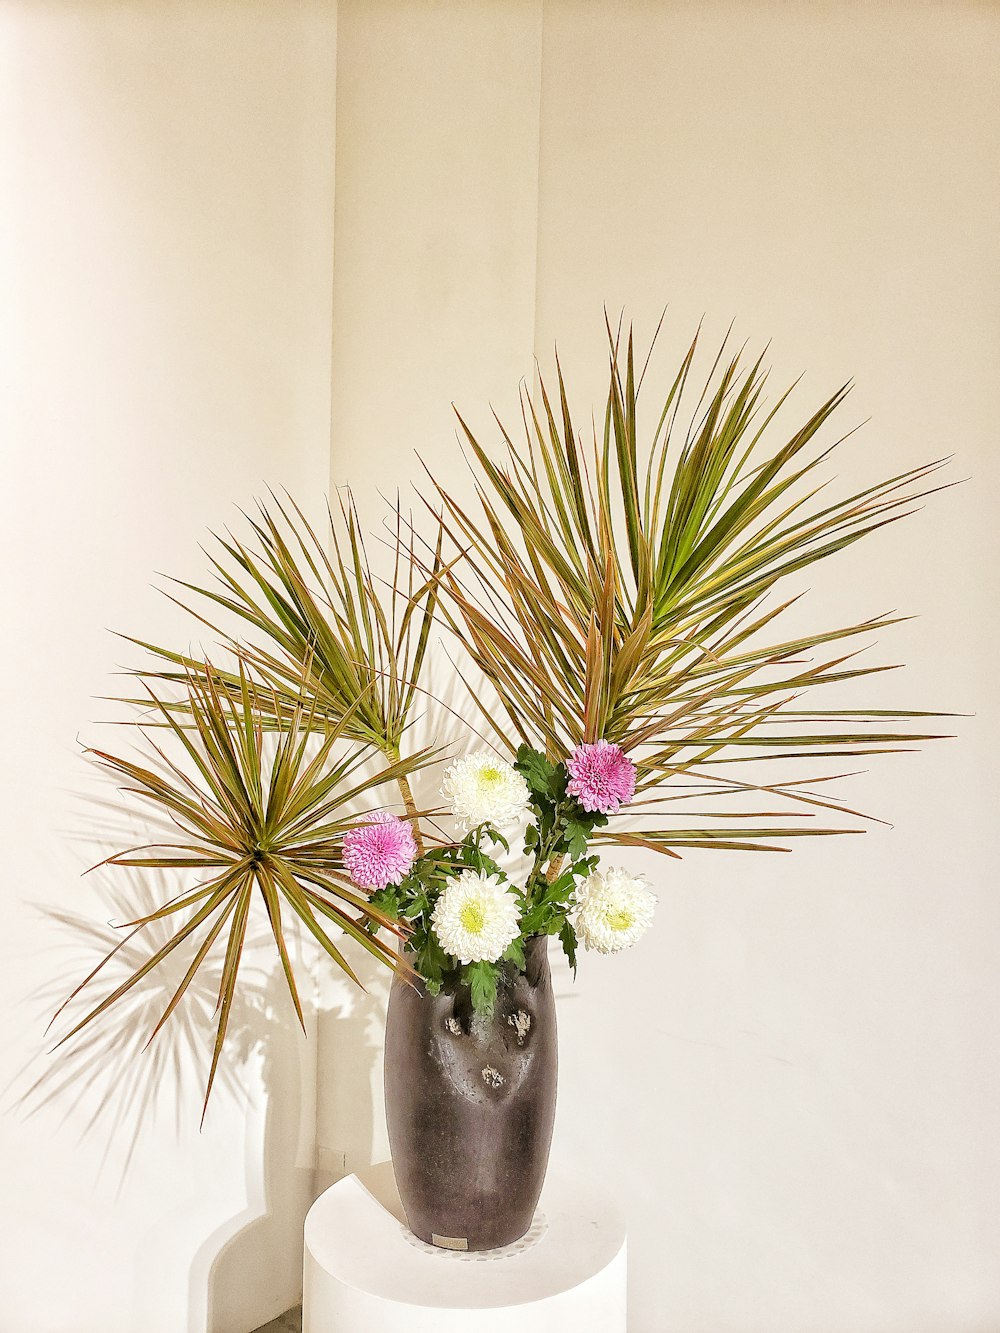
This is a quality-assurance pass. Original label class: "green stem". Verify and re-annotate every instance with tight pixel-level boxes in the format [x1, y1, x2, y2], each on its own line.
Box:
[527, 804, 568, 903]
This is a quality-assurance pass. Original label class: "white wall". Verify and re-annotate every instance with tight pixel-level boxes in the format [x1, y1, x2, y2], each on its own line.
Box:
[0, 4, 337, 1330]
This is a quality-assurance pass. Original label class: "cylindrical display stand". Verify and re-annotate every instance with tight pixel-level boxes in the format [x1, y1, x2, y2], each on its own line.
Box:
[303, 1162, 627, 1333]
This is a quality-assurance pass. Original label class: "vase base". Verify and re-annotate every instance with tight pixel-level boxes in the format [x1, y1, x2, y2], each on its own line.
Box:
[405, 1209, 548, 1257]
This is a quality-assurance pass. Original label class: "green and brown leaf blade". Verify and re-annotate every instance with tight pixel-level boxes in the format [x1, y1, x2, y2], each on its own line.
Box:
[119, 489, 443, 767]
[422, 318, 951, 853]
[58, 663, 433, 1118]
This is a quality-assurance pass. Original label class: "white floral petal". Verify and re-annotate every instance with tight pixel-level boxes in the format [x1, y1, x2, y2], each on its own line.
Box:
[574, 866, 656, 955]
[431, 870, 522, 965]
[442, 753, 531, 832]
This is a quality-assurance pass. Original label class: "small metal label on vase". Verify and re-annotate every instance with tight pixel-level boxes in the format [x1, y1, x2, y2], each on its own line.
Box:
[431, 1234, 469, 1251]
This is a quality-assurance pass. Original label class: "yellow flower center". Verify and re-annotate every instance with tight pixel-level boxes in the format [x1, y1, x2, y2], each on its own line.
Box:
[480, 767, 503, 784]
[460, 900, 487, 934]
[605, 907, 634, 933]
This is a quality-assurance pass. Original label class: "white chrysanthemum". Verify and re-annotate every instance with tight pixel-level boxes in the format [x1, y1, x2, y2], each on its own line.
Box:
[442, 753, 531, 831]
[574, 866, 656, 955]
[432, 870, 522, 964]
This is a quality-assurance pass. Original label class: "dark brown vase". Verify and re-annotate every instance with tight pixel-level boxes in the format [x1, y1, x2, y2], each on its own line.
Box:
[384, 935, 557, 1251]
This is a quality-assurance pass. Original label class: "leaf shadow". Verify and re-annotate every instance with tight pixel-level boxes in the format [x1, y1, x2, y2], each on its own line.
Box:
[4, 869, 278, 1193]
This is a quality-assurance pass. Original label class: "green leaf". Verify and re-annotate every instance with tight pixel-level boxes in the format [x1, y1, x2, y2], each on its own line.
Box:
[415, 931, 450, 991]
[369, 884, 403, 922]
[559, 920, 578, 976]
[515, 744, 556, 798]
[467, 961, 499, 1016]
[483, 827, 511, 854]
[503, 936, 526, 969]
[564, 819, 591, 861]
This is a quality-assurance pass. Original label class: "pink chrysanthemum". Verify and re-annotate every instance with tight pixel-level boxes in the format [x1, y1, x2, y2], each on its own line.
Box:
[342, 811, 417, 890]
[566, 740, 636, 815]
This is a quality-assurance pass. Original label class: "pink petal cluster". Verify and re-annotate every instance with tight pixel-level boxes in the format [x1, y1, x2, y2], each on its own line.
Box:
[342, 811, 417, 890]
[566, 740, 636, 815]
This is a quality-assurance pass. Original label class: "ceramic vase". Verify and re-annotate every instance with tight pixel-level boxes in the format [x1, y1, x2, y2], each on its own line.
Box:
[384, 935, 557, 1251]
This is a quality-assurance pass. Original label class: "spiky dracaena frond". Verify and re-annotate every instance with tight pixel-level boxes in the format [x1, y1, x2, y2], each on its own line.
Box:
[424, 318, 951, 854]
[124, 490, 442, 753]
[120, 489, 443, 844]
[58, 664, 434, 1117]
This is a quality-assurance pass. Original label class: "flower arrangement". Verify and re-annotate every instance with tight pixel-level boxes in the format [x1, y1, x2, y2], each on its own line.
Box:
[358, 742, 649, 1016]
[56, 320, 947, 1117]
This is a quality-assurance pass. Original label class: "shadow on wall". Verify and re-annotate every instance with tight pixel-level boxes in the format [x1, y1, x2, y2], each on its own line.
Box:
[5, 852, 384, 1333]
[7, 874, 277, 1188]
[314, 947, 386, 1188]
[189, 968, 318, 1333]
[3, 721, 410, 1329]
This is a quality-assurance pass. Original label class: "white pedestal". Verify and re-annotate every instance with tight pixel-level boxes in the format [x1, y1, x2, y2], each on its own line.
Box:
[303, 1161, 627, 1332]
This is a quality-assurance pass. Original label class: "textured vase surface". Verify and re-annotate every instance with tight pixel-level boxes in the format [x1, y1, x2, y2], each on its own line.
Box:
[384, 934, 558, 1251]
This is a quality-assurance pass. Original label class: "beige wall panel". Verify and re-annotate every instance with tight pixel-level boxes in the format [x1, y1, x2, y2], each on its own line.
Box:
[325, 0, 543, 948]
[329, 0, 543, 516]
[532, 5, 1000, 1331]
[319, 0, 544, 1181]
